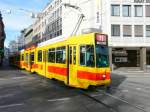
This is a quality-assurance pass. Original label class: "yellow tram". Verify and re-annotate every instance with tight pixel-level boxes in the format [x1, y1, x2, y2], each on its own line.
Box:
[10, 33, 111, 89]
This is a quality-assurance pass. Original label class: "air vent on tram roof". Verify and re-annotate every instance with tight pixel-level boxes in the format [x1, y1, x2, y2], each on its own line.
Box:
[82, 28, 102, 34]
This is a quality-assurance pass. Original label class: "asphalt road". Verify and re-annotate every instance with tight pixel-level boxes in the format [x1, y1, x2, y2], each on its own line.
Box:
[0, 63, 150, 112]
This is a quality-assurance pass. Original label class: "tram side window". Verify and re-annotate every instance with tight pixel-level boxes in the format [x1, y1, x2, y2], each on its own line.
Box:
[38, 50, 42, 62]
[80, 45, 95, 67]
[73, 46, 76, 64]
[22, 54, 24, 61]
[48, 48, 55, 63]
[70, 47, 72, 64]
[30, 52, 34, 62]
[80, 46, 86, 66]
[16, 55, 20, 61]
[56, 46, 66, 64]
[26, 53, 28, 63]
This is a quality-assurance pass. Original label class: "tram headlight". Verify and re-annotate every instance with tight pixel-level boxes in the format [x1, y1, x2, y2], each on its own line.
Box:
[102, 74, 106, 79]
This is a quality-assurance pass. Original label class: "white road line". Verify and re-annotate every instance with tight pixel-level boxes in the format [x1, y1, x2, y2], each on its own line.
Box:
[11, 76, 27, 80]
[125, 82, 150, 91]
[0, 103, 24, 109]
[91, 94, 103, 97]
[0, 94, 14, 98]
[0, 78, 7, 81]
[0, 76, 27, 81]
[112, 72, 150, 76]
[47, 97, 70, 102]
[128, 71, 143, 73]
[121, 89, 129, 92]
[136, 88, 142, 90]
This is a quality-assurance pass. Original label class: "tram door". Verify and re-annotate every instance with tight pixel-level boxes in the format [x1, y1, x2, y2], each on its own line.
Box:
[67, 45, 77, 85]
[43, 50, 47, 77]
[25, 53, 29, 70]
[29, 52, 34, 71]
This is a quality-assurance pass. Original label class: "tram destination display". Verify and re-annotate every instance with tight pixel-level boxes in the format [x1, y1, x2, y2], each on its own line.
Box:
[95, 34, 107, 45]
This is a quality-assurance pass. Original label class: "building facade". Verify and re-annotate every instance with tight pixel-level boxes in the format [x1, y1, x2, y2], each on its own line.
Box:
[30, 0, 150, 70]
[33, 17, 42, 43]
[103, 0, 150, 70]
[8, 40, 18, 54]
[17, 29, 26, 50]
[24, 25, 33, 47]
[33, 0, 102, 42]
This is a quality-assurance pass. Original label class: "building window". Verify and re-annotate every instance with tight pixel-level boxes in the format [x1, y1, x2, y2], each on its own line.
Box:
[43, 6, 62, 40]
[135, 5, 143, 17]
[111, 5, 120, 16]
[111, 25, 120, 36]
[145, 5, 150, 17]
[123, 25, 132, 37]
[146, 25, 150, 37]
[38, 50, 42, 62]
[134, 25, 143, 37]
[123, 5, 131, 17]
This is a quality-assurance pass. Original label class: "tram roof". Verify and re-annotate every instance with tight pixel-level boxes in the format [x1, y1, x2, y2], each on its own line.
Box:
[37, 33, 97, 48]
[37, 35, 68, 48]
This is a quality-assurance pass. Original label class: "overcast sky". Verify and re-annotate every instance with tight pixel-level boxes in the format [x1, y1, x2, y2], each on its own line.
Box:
[0, 0, 51, 47]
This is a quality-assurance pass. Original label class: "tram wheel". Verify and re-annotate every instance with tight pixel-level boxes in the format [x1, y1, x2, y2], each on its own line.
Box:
[105, 85, 111, 92]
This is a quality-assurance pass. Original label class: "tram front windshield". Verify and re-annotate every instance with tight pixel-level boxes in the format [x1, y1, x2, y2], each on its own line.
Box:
[96, 45, 109, 67]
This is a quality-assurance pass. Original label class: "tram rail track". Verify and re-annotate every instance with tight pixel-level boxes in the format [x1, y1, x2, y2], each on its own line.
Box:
[96, 89, 146, 112]
[79, 88, 147, 112]
[80, 89, 117, 112]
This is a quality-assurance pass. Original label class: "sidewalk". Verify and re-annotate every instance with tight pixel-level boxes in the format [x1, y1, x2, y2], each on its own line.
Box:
[111, 67, 150, 77]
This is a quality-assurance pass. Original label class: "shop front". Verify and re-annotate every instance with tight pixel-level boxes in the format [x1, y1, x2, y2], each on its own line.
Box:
[112, 48, 140, 68]
[146, 49, 150, 66]
[109, 47, 149, 70]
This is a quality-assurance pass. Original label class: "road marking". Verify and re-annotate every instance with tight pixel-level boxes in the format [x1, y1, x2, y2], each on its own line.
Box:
[121, 89, 129, 92]
[0, 76, 27, 81]
[0, 78, 7, 81]
[128, 71, 143, 73]
[136, 88, 142, 90]
[47, 97, 70, 102]
[11, 76, 27, 80]
[139, 86, 150, 90]
[112, 72, 150, 76]
[125, 82, 150, 91]
[0, 103, 24, 109]
[91, 94, 103, 97]
[0, 94, 14, 99]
